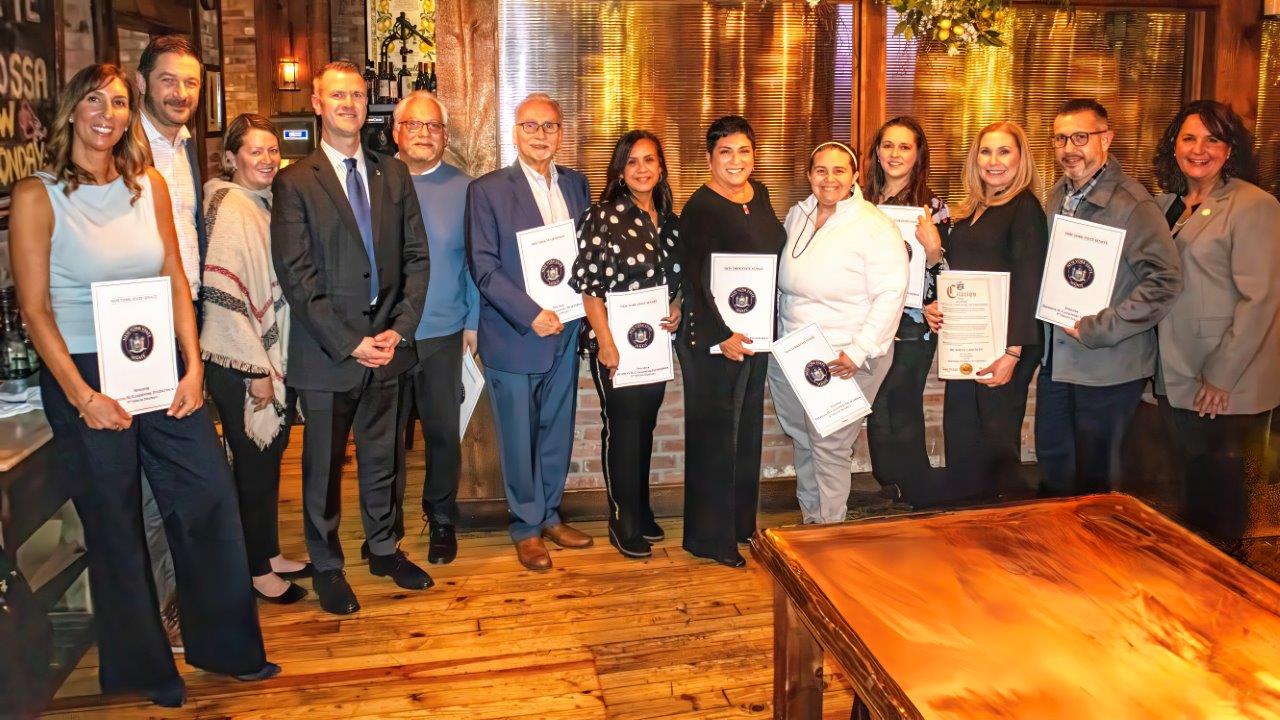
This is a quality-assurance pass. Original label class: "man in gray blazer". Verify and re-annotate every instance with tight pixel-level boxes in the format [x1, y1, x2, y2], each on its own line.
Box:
[1036, 98, 1182, 497]
[272, 61, 431, 614]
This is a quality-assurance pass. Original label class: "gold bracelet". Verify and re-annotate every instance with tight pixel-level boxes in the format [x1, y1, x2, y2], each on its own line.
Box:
[78, 393, 96, 419]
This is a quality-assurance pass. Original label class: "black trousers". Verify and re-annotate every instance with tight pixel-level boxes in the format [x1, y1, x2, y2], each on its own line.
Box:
[296, 375, 401, 571]
[394, 332, 465, 533]
[676, 342, 768, 559]
[1160, 396, 1274, 543]
[205, 363, 298, 576]
[41, 354, 267, 695]
[942, 352, 1040, 504]
[1034, 369, 1146, 497]
[867, 337, 936, 502]
[587, 350, 666, 543]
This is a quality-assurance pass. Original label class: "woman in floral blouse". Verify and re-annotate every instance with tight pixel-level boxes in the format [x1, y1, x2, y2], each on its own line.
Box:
[570, 130, 681, 559]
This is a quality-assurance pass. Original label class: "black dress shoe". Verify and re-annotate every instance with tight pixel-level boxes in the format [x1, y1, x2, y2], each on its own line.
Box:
[234, 662, 282, 682]
[313, 570, 360, 615]
[253, 582, 308, 605]
[427, 524, 458, 565]
[640, 519, 665, 543]
[147, 680, 187, 708]
[608, 526, 653, 559]
[360, 541, 370, 560]
[276, 562, 314, 581]
[369, 550, 434, 590]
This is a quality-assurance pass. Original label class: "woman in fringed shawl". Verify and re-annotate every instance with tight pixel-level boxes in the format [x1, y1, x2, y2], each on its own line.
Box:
[201, 113, 310, 603]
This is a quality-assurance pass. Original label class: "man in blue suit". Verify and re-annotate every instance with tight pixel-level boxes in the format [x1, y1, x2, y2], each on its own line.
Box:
[466, 93, 592, 571]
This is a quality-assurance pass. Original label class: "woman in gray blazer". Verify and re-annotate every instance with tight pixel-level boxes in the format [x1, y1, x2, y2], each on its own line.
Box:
[1151, 99, 1280, 550]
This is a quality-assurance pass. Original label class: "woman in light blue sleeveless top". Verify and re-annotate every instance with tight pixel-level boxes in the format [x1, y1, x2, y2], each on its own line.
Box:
[7, 63, 277, 708]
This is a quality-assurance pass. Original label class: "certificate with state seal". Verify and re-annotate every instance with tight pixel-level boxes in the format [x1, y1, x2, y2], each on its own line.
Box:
[91, 277, 179, 415]
[606, 284, 674, 388]
[516, 219, 586, 323]
[709, 253, 777, 355]
[878, 204, 928, 309]
[1036, 214, 1126, 329]
[773, 323, 872, 438]
[937, 271, 1009, 381]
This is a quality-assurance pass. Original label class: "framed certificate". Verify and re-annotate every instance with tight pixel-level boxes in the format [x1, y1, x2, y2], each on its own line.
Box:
[709, 252, 777, 354]
[460, 351, 484, 440]
[516, 219, 586, 322]
[606, 285, 674, 388]
[1036, 214, 1127, 329]
[90, 277, 179, 414]
[878, 204, 928, 309]
[773, 323, 872, 438]
[937, 271, 1009, 380]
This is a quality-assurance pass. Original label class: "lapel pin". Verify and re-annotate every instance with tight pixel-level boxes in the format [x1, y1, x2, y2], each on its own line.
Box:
[1201, 208, 1211, 216]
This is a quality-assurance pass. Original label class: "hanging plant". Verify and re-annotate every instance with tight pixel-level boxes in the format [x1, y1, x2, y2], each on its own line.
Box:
[887, 0, 1009, 54]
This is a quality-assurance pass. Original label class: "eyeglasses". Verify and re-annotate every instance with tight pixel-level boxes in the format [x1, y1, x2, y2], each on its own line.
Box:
[398, 120, 446, 135]
[517, 121, 562, 135]
[1052, 130, 1108, 148]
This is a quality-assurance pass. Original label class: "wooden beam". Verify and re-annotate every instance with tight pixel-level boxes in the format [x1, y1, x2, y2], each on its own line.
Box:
[855, 0, 887, 157]
[1202, 0, 1263, 128]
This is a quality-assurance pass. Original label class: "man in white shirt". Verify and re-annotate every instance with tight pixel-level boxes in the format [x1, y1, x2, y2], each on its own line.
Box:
[133, 34, 207, 651]
[465, 93, 593, 571]
[136, 35, 205, 302]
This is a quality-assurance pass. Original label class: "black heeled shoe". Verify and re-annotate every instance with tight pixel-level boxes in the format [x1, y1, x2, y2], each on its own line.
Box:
[276, 562, 314, 581]
[253, 582, 308, 605]
[234, 662, 282, 682]
[688, 548, 747, 568]
[640, 519, 665, 543]
[608, 527, 653, 559]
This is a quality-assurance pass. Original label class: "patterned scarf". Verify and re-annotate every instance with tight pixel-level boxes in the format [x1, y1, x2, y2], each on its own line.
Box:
[199, 178, 290, 448]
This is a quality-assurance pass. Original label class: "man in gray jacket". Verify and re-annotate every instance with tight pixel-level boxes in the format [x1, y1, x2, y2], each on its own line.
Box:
[1036, 98, 1182, 497]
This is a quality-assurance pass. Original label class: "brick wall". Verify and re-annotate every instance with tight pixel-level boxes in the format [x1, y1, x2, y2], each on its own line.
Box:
[330, 0, 367, 64]
[566, 353, 1037, 491]
[222, 0, 259, 121]
[61, 0, 95, 80]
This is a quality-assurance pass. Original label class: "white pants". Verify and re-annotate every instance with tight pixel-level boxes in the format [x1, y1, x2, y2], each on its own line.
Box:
[767, 348, 894, 524]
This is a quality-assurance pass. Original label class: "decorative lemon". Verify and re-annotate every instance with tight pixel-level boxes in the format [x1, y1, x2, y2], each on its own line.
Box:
[938, 28, 951, 40]
[939, 17, 952, 29]
[980, 9, 992, 19]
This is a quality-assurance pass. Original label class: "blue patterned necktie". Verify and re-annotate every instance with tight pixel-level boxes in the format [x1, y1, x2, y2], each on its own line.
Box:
[343, 157, 379, 302]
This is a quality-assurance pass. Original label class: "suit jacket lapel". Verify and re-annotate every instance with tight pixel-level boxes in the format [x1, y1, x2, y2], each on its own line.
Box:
[311, 150, 364, 244]
[366, 150, 386, 247]
[507, 161, 546, 230]
[555, 165, 584, 219]
[1175, 180, 1230, 246]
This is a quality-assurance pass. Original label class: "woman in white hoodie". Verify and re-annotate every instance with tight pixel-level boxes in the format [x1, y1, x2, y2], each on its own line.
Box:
[767, 142, 909, 524]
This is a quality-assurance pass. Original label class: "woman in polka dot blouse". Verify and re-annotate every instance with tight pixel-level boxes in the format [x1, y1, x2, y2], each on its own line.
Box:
[570, 130, 682, 559]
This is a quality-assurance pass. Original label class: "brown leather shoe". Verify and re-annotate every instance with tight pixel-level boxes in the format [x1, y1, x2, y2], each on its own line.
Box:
[515, 536, 552, 572]
[542, 523, 594, 548]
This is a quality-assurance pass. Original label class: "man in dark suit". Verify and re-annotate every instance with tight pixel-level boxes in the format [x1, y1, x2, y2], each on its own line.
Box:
[272, 60, 432, 615]
[466, 93, 592, 571]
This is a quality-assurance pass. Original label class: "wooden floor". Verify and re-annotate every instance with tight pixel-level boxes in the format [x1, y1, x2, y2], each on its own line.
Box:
[44, 427, 859, 719]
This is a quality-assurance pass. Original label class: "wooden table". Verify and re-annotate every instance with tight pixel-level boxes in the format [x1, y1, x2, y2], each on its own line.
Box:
[751, 494, 1280, 719]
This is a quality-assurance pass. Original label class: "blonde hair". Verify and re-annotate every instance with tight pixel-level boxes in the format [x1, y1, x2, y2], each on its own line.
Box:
[45, 64, 151, 203]
[957, 121, 1039, 218]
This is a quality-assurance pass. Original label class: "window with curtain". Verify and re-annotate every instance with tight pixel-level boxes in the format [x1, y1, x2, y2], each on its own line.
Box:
[497, 0, 854, 218]
[884, 8, 1189, 210]
[1255, 18, 1280, 198]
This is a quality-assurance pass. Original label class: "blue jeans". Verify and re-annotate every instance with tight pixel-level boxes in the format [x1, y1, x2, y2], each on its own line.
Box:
[1035, 368, 1146, 496]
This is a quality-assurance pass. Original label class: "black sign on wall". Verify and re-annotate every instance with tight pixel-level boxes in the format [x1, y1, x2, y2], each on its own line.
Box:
[0, 0, 56, 229]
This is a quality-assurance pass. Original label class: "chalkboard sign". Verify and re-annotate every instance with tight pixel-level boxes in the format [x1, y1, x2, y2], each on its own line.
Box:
[0, 0, 56, 230]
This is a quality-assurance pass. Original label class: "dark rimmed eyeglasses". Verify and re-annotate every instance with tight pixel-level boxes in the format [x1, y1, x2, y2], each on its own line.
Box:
[517, 121, 563, 135]
[1052, 130, 1108, 148]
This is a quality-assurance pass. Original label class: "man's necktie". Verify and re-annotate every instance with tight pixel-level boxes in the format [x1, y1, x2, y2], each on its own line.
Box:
[343, 157, 379, 302]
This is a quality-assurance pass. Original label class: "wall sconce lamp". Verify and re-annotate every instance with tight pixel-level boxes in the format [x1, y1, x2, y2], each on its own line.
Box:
[278, 57, 300, 91]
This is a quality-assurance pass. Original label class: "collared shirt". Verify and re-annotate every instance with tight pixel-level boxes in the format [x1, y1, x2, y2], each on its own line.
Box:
[1060, 163, 1107, 217]
[141, 112, 200, 299]
[320, 138, 370, 206]
[518, 158, 570, 225]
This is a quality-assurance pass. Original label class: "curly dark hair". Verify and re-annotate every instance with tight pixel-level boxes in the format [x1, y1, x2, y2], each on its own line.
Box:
[1153, 100, 1257, 194]
[705, 115, 755, 154]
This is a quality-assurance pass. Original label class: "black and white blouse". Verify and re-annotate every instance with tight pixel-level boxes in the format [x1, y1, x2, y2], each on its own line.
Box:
[569, 194, 682, 352]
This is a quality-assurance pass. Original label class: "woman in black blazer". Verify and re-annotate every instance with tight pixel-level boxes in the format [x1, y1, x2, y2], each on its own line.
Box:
[918, 121, 1048, 504]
